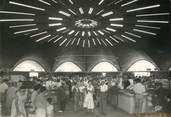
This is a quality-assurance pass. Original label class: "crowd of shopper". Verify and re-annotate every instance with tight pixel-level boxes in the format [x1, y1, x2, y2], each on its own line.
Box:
[0, 73, 170, 117]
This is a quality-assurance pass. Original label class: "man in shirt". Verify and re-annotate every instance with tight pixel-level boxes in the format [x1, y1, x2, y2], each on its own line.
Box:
[133, 78, 146, 116]
[99, 80, 108, 115]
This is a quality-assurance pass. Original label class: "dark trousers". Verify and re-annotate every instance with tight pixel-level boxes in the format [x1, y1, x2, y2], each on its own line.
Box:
[59, 100, 67, 111]
[99, 92, 107, 113]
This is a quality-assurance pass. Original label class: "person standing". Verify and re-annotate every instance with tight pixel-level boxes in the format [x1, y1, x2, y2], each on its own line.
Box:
[99, 80, 108, 115]
[133, 78, 146, 116]
[83, 81, 95, 113]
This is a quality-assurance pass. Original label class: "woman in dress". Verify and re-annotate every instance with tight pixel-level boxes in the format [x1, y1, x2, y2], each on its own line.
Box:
[83, 81, 95, 113]
[11, 86, 28, 117]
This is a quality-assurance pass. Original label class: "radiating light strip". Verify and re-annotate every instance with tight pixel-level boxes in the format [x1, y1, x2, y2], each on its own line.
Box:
[0, 19, 34, 22]
[127, 5, 160, 13]
[0, 11, 35, 16]
[75, 31, 80, 36]
[121, 0, 138, 7]
[14, 28, 38, 34]
[105, 39, 113, 46]
[106, 28, 116, 32]
[83, 40, 85, 48]
[51, 0, 58, 4]
[98, 30, 104, 35]
[96, 38, 101, 45]
[71, 38, 76, 45]
[110, 24, 123, 27]
[60, 39, 67, 46]
[92, 38, 96, 45]
[48, 17, 63, 21]
[59, 11, 71, 17]
[103, 30, 110, 34]
[93, 31, 98, 36]
[114, 35, 125, 42]
[68, 9, 76, 15]
[77, 38, 81, 45]
[99, 0, 105, 5]
[136, 13, 170, 17]
[121, 35, 136, 42]
[69, 0, 74, 4]
[125, 32, 142, 38]
[9, 1, 45, 11]
[88, 31, 91, 36]
[102, 11, 113, 17]
[115, 0, 123, 4]
[36, 34, 51, 42]
[133, 29, 157, 35]
[109, 18, 124, 21]
[82, 31, 85, 36]
[109, 36, 119, 43]
[30, 31, 48, 37]
[88, 8, 93, 15]
[56, 27, 67, 32]
[88, 40, 90, 47]
[48, 35, 59, 42]
[49, 23, 62, 27]
[62, 29, 70, 33]
[9, 24, 36, 28]
[38, 0, 51, 5]
[137, 20, 169, 24]
[96, 10, 104, 15]
[79, 8, 84, 14]
[68, 30, 75, 35]
[135, 25, 160, 29]
[54, 36, 63, 43]
[66, 39, 72, 47]
[101, 39, 107, 46]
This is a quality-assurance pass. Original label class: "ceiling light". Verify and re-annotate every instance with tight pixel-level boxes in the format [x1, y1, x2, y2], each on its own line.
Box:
[133, 29, 157, 35]
[96, 10, 104, 15]
[0, 19, 34, 22]
[99, 0, 104, 5]
[9, 24, 36, 28]
[0, 11, 35, 16]
[101, 39, 107, 46]
[125, 32, 142, 38]
[115, 0, 123, 5]
[109, 18, 124, 21]
[56, 27, 67, 32]
[98, 30, 104, 35]
[9, 1, 45, 11]
[14, 28, 38, 34]
[71, 38, 76, 45]
[69, 0, 74, 4]
[137, 20, 169, 23]
[79, 8, 84, 14]
[77, 38, 81, 45]
[102, 11, 114, 17]
[135, 25, 160, 29]
[48, 17, 63, 20]
[59, 11, 71, 17]
[96, 38, 101, 45]
[49, 23, 62, 27]
[60, 39, 67, 46]
[127, 4, 160, 12]
[121, 0, 138, 7]
[106, 27, 116, 32]
[83, 40, 85, 48]
[68, 9, 76, 15]
[110, 24, 123, 27]
[88, 40, 90, 47]
[136, 13, 169, 17]
[36, 35, 51, 42]
[121, 35, 136, 42]
[82, 31, 85, 36]
[109, 36, 119, 43]
[105, 39, 113, 46]
[54, 36, 63, 43]
[88, 8, 94, 14]
[68, 30, 75, 35]
[88, 31, 91, 36]
[48, 35, 59, 42]
[38, 0, 51, 6]
[30, 31, 48, 37]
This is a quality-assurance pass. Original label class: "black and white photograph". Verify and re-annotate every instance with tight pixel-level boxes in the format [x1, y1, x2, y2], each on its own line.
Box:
[0, 0, 171, 117]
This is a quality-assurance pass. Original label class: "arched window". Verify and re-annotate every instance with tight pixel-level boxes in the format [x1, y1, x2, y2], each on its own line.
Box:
[128, 60, 157, 76]
[55, 62, 82, 72]
[13, 60, 45, 72]
[91, 62, 118, 72]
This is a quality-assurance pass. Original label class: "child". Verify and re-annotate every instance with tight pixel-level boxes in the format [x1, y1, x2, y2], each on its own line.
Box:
[47, 98, 54, 117]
